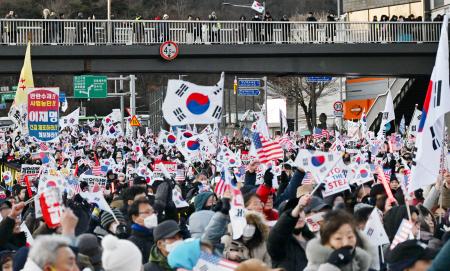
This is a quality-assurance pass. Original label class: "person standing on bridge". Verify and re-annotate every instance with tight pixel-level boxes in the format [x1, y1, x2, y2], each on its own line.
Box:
[194, 17, 202, 44]
[186, 15, 194, 44]
[42, 9, 51, 44]
[208, 12, 220, 44]
[306, 12, 317, 43]
[238, 15, 248, 44]
[263, 11, 274, 43]
[76, 12, 85, 44]
[280, 14, 290, 43]
[4, 11, 17, 44]
[326, 11, 336, 43]
[161, 14, 170, 42]
[133, 14, 144, 44]
[251, 14, 262, 44]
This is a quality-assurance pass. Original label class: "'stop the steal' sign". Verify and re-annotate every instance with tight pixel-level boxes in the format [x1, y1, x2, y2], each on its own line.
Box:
[27, 88, 59, 142]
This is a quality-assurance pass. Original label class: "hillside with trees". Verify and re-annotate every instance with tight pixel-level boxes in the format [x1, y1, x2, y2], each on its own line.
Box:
[1, 0, 336, 20]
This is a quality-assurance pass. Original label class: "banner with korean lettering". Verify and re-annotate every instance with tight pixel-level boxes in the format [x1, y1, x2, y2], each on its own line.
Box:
[27, 88, 59, 142]
[151, 160, 177, 180]
[20, 164, 41, 186]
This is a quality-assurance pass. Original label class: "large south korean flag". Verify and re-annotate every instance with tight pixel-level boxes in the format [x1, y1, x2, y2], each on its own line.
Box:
[162, 73, 224, 125]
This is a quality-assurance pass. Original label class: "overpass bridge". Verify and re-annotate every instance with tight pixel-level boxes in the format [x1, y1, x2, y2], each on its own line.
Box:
[0, 19, 445, 76]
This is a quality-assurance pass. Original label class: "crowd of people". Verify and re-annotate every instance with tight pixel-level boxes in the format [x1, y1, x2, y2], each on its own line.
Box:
[0, 109, 450, 271]
[1, 9, 447, 45]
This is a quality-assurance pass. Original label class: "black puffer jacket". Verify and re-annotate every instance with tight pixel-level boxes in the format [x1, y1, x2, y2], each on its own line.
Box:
[267, 210, 311, 271]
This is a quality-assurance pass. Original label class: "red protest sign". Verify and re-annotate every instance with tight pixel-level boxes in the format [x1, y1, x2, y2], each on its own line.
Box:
[376, 167, 396, 204]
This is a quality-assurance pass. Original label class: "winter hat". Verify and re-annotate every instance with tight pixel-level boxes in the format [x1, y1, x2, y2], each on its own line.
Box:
[100, 209, 126, 230]
[153, 220, 180, 242]
[387, 240, 437, 271]
[101, 235, 142, 271]
[304, 196, 331, 213]
[12, 247, 29, 271]
[76, 233, 102, 265]
[168, 239, 202, 270]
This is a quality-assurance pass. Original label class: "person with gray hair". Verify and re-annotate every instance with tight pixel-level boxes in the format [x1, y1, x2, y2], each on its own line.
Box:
[21, 235, 79, 271]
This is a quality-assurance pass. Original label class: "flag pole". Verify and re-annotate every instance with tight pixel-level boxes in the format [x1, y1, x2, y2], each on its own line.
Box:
[438, 128, 447, 224]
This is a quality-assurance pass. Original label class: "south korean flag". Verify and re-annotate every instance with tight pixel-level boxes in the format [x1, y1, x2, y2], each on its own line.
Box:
[162, 72, 224, 125]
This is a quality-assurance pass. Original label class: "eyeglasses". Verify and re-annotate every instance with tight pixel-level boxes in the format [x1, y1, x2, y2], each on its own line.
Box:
[139, 210, 154, 215]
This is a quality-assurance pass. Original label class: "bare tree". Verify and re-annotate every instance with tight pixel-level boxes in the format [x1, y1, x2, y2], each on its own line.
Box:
[271, 76, 336, 132]
[175, 0, 186, 19]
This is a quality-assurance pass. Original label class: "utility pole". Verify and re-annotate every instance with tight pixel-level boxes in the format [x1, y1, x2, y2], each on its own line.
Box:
[263, 76, 268, 123]
[339, 77, 344, 132]
[129, 74, 137, 138]
[119, 74, 125, 131]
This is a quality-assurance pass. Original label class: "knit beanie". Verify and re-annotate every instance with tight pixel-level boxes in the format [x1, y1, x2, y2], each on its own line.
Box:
[101, 235, 142, 271]
[168, 239, 201, 270]
[101, 209, 126, 229]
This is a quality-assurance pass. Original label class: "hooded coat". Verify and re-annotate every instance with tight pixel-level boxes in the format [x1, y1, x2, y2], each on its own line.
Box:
[193, 192, 214, 212]
[222, 211, 271, 266]
[188, 210, 214, 239]
[304, 233, 374, 271]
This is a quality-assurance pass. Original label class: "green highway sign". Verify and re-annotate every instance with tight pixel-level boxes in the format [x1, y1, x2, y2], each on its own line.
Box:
[1, 93, 15, 103]
[74, 75, 108, 98]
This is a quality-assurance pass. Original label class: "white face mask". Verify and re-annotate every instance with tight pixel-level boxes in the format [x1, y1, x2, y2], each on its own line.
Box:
[243, 224, 256, 238]
[144, 214, 158, 229]
[165, 240, 183, 253]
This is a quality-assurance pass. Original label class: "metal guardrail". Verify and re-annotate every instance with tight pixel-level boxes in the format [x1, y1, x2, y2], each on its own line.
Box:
[0, 19, 444, 46]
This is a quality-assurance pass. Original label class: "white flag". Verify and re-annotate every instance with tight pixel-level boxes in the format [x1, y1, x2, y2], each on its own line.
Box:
[364, 209, 389, 246]
[162, 73, 224, 125]
[280, 109, 288, 133]
[59, 108, 80, 130]
[20, 222, 34, 245]
[350, 163, 373, 186]
[377, 90, 395, 139]
[251, 1, 265, 13]
[229, 189, 247, 240]
[408, 108, 422, 137]
[410, 15, 450, 192]
[80, 191, 118, 223]
[254, 112, 270, 139]
[294, 149, 342, 182]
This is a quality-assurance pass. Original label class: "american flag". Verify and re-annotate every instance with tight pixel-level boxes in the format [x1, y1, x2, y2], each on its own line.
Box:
[313, 128, 330, 140]
[302, 172, 316, 185]
[175, 169, 185, 182]
[252, 132, 284, 164]
[39, 142, 49, 151]
[68, 178, 81, 194]
[279, 135, 295, 150]
[91, 165, 104, 176]
[194, 252, 239, 271]
[390, 219, 414, 250]
[214, 177, 229, 197]
[377, 168, 391, 183]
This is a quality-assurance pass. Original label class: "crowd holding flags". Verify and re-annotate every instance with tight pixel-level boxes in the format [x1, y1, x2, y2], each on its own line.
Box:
[1, 15, 450, 271]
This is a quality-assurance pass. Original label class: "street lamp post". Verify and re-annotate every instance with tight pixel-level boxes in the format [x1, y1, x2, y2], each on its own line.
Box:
[107, 0, 112, 44]
[107, 0, 111, 20]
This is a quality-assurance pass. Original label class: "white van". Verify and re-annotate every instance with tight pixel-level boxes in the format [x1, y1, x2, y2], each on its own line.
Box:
[0, 117, 14, 131]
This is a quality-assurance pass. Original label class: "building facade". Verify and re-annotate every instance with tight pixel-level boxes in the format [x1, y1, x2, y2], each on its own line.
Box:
[343, 0, 424, 21]
[430, 0, 450, 17]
